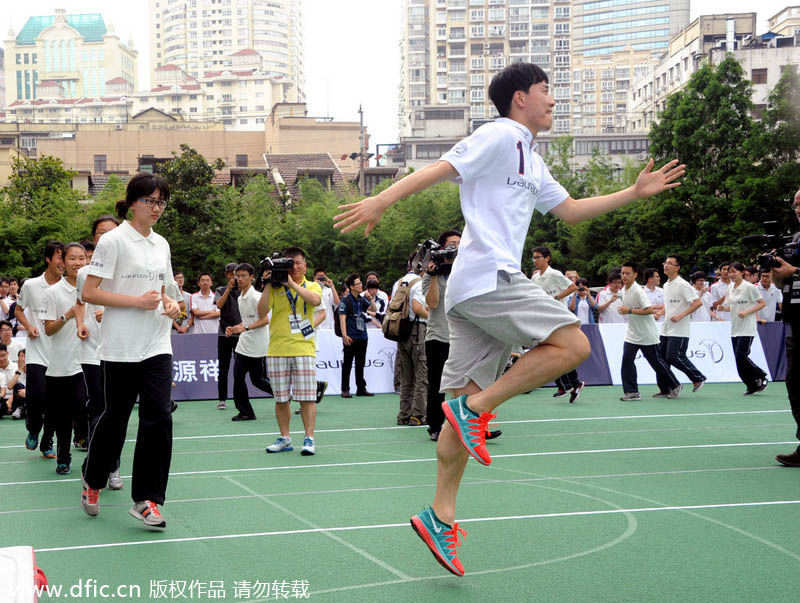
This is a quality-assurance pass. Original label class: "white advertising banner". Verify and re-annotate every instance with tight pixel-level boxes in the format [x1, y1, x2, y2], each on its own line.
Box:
[314, 329, 397, 395]
[599, 322, 771, 386]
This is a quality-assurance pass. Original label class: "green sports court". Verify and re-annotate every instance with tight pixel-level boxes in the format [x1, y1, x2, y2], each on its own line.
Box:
[2, 383, 799, 602]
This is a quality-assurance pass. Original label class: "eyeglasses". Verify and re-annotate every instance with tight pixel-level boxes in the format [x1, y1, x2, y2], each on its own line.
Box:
[138, 197, 168, 209]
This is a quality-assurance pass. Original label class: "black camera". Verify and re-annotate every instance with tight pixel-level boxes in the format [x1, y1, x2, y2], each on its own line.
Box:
[258, 253, 295, 288]
[413, 239, 458, 276]
[742, 221, 800, 272]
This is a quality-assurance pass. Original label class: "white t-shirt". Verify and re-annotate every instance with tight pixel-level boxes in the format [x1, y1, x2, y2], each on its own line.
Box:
[2, 339, 24, 364]
[41, 278, 82, 377]
[440, 118, 569, 313]
[361, 289, 388, 326]
[190, 290, 220, 334]
[622, 282, 659, 345]
[16, 273, 55, 366]
[710, 280, 730, 321]
[644, 286, 664, 322]
[662, 276, 699, 338]
[235, 285, 269, 358]
[392, 273, 426, 322]
[574, 295, 592, 324]
[597, 288, 627, 323]
[314, 286, 335, 330]
[86, 220, 174, 362]
[76, 265, 101, 366]
[0, 361, 17, 395]
[691, 291, 714, 322]
[756, 283, 781, 322]
[729, 280, 763, 337]
[531, 266, 573, 305]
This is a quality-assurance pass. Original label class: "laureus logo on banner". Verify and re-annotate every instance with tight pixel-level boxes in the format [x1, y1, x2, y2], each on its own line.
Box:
[688, 339, 724, 364]
[379, 347, 397, 371]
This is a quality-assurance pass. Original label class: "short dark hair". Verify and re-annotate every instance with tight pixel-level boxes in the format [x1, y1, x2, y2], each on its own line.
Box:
[44, 240, 64, 263]
[532, 246, 552, 260]
[731, 262, 746, 272]
[718, 261, 731, 270]
[197, 272, 212, 282]
[0, 320, 12, 331]
[576, 278, 590, 287]
[345, 273, 361, 288]
[643, 268, 659, 282]
[116, 173, 170, 219]
[282, 247, 307, 260]
[608, 270, 622, 283]
[313, 267, 326, 276]
[0, 277, 8, 285]
[235, 263, 254, 275]
[174, 270, 184, 277]
[690, 271, 707, 284]
[667, 255, 682, 267]
[438, 230, 462, 247]
[745, 265, 758, 275]
[91, 214, 120, 236]
[0, 343, 6, 353]
[621, 261, 639, 273]
[365, 271, 379, 281]
[488, 62, 549, 117]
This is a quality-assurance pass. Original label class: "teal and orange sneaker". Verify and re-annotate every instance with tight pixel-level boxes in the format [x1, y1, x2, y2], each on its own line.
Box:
[442, 395, 495, 466]
[410, 507, 467, 577]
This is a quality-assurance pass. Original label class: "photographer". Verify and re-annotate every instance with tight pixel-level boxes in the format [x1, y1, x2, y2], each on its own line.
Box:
[771, 189, 800, 467]
[568, 279, 596, 325]
[338, 274, 376, 398]
[215, 263, 242, 411]
[257, 247, 322, 456]
[312, 267, 339, 331]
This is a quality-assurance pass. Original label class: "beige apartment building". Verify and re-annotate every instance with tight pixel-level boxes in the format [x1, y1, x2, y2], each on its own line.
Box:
[148, 0, 304, 102]
[768, 6, 800, 36]
[4, 9, 137, 106]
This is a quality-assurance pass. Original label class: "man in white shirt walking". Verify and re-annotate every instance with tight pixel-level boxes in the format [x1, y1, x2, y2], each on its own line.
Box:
[334, 62, 684, 576]
[190, 273, 220, 334]
[710, 261, 731, 321]
[643, 268, 665, 322]
[756, 270, 782, 323]
[597, 271, 627, 323]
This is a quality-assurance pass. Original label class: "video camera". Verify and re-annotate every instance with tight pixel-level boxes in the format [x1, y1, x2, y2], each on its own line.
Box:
[742, 221, 800, 272]
[412, 239, 458, 276]
[258, 252, 295, 288]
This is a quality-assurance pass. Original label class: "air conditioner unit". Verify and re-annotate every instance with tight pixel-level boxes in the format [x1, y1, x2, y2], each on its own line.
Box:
[115, 124, 123, 130]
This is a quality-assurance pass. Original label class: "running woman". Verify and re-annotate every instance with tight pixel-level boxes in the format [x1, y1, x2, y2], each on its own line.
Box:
[79, 174, 181, 528]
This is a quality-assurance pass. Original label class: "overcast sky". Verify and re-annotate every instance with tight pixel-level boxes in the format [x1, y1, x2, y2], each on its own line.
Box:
[5, 1, 792, 152]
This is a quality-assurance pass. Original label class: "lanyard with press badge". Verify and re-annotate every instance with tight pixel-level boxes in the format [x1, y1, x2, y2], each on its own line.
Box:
[284, 284, 315, 339]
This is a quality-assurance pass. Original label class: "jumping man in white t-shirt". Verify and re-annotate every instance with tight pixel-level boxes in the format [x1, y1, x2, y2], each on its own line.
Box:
[333, 62, 685, 576]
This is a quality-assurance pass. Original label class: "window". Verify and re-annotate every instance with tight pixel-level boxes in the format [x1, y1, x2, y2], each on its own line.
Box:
[94, 155, 107, 173]
[751, 68, 767, 84]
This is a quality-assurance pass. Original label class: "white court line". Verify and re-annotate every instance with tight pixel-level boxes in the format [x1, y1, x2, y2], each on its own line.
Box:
[35, 499, 800, 553]
[1, 441, 795, 487]
[225, 476, 412, 581]
[0, 465, 783, 516]
[0, 409, 790, 449]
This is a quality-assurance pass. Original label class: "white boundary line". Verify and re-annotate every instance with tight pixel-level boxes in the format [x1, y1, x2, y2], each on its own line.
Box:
[35, 499, 800, 553]
[1, 441, 795, 487]
[0, 409, 790, 449]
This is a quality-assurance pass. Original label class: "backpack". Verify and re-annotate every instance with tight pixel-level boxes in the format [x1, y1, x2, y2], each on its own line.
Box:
[382, 276, 421, 342]
[333, 296, 349, 338]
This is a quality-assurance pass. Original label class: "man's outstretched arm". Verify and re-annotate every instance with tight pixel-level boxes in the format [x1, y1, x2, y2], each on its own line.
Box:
[551, 159, 685, 225]
[334, 161, 458, 235]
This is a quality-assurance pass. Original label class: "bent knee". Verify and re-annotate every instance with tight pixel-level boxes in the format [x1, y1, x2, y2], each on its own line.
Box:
[545, 325, 591, 363]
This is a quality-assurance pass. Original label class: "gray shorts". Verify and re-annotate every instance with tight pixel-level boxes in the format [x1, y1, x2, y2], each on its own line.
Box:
[440, 271, 580, 393]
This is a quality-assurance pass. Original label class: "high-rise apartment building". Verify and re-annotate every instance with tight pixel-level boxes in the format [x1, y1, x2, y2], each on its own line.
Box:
[399, 0, 689, 138]
[148, 0, 304, 103]
[4, 9, 137, 106]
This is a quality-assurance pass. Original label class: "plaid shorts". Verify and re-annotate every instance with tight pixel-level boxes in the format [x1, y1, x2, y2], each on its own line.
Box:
[266, 356, 317, 403]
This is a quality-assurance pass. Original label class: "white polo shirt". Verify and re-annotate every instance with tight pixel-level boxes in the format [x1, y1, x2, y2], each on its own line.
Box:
[16, 274, 55, 366]
[644, 285, 664, 322]
[710, 280, 730, 321]
[440, 118, 569, 313]
[2, 339, 24, 364]
[41, 278, 82, 377]
[691, 290, 714, 322]
[729, 280, 763, 337]
[756, 283, 781, 322]
[190, 290, 219, 334]
[531, 266, 573, 305]
[315, 286, 335, 330]
[0, 361, 17, 395]
[76, 265, 101, 366]
[662, 276, 699, 338]
[86, 220, 174, 362]
[622, 282, 659, 345]
[235, 285, 269, 358]
[597, 288, 627, 323]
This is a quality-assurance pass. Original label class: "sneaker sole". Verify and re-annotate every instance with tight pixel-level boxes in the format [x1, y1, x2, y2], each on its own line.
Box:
[129, 508, 166, 528]
[442, 403, 491, 466]
[300, 448, 315, 456]
[692, 382, 705, 392]
[410, 516, 464, 577]
[776, 456, 800, 467]
[266, 447, 294, 453]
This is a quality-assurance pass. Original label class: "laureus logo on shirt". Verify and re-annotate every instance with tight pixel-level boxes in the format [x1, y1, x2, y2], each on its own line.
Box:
[452, 142, 467, 156]
[506, 177, 539, 197]
[121, 270, 162, 281]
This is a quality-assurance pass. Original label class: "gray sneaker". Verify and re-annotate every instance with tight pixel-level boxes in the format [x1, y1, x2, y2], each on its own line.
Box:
[620, 392, 642, 401]
[108, 469, 123, 490]
[217, 400, 227, 410]
[266, 436, 293, 453]
[129, 501, 166, 528]
[11, 407, 22, 420]
[667, 384, 683, 399]
[652, 392, 669, 398]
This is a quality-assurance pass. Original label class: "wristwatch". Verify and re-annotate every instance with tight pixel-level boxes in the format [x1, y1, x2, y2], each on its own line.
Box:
[244, 325, 249, 331]
[60, 314, 67, 323]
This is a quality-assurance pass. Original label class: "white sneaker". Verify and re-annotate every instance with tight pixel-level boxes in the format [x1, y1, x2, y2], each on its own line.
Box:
[301, 436, 315, 456]
[667, 384, 683, 399]
[266, 436, 293, 453]
[11, 407, 22, 420]
[217, 401, 227, 410]
[129, 500, 166, 528]
[108, 469, 123, 490]
[620, 392, 642, 401]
